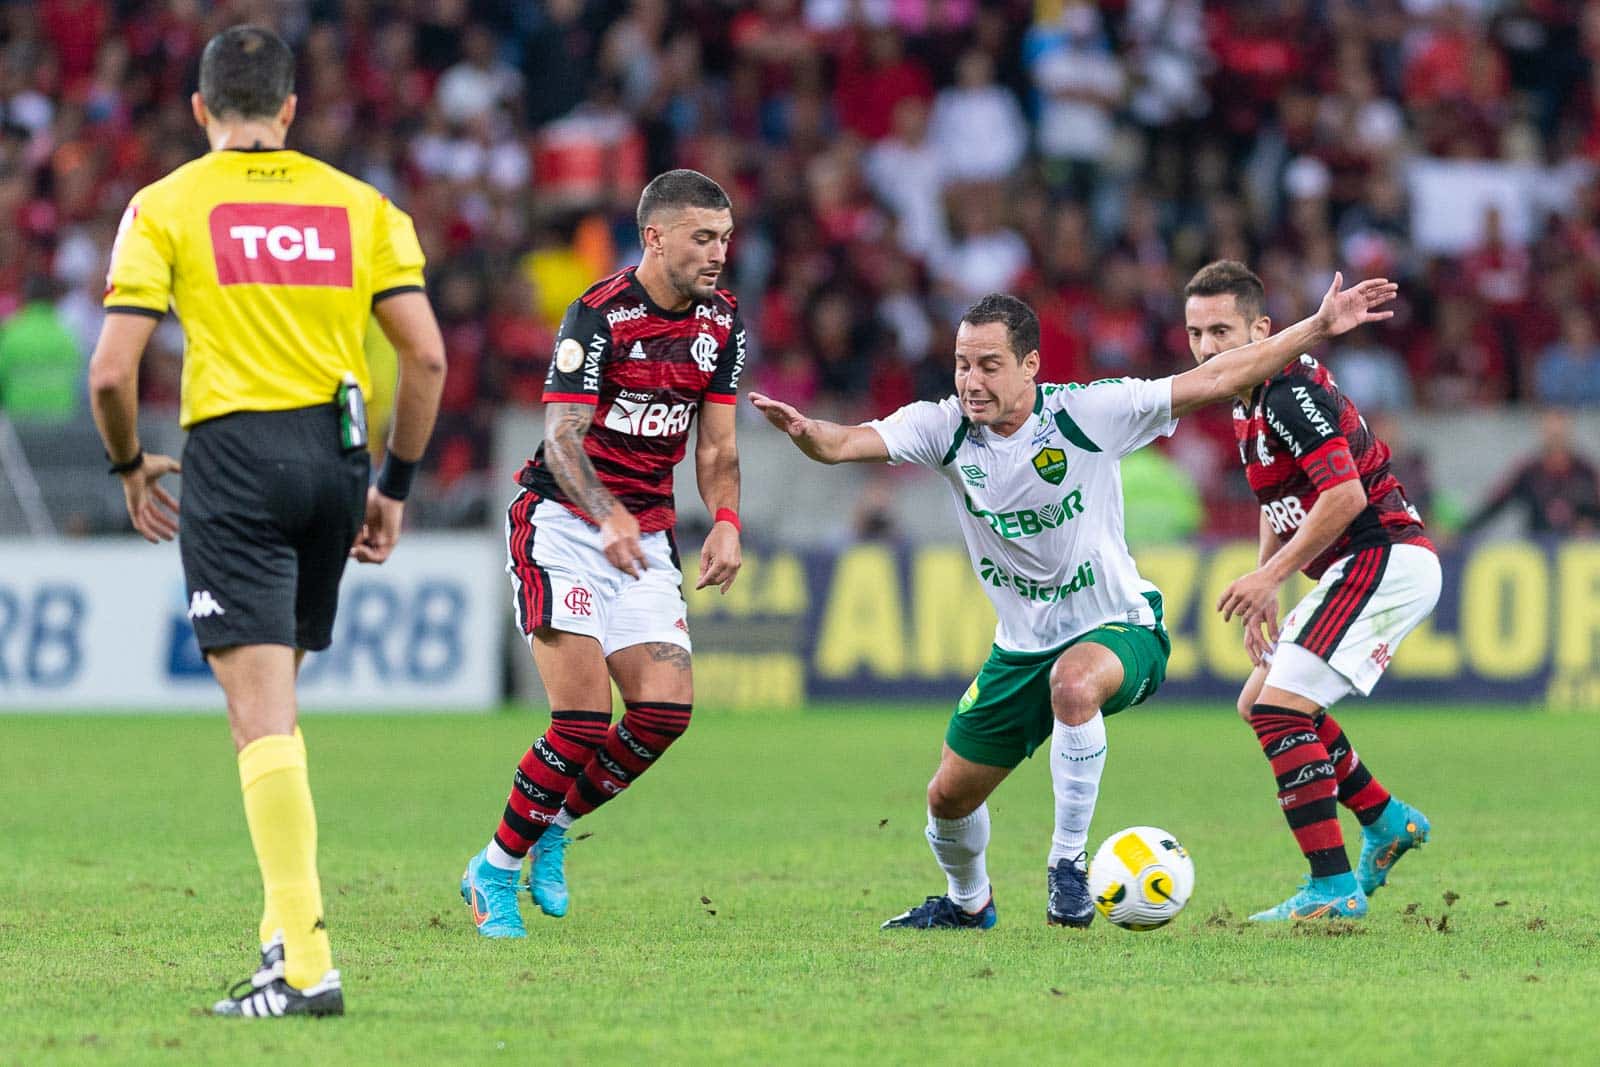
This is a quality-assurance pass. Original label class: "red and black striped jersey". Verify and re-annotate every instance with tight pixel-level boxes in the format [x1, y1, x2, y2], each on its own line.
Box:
[519, 266, 746, 533]
[1233, 354, 1432, 579]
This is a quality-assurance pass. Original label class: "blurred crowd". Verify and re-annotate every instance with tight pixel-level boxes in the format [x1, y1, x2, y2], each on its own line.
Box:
[2, 0, 1600, 534]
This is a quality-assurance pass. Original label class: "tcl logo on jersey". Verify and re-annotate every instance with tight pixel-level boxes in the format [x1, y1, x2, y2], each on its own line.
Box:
[604, 396, 695, 437]
[209, 203, 353, 288]
[1262, 495, 1308, 534]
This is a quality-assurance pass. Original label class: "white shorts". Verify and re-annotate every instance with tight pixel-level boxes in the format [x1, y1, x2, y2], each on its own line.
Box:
[504, 490, 692, 657]
[1264, 542, 1441, 708]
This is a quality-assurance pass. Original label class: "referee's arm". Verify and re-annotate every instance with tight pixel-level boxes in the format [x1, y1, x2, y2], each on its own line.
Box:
[89, 311, 181, 543]
[353, 290, 447, 564]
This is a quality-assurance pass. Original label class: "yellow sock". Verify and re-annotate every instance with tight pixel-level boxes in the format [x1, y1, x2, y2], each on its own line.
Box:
[254, 728, 307, 947]
[238, 731, 332, 989]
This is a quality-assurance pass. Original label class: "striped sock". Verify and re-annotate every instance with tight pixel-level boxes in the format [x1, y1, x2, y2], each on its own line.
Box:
[561, 702, 692, 818]
[1251, 704, 1348, 878]
[491, 710, 611, 860]
[1313, 711, 1391, 826]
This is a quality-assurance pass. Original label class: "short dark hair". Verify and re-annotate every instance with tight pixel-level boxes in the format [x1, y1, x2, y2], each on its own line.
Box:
[1183, 260, 1266, 322]
[960, 293, 1039, 362]
[199, 26, 295, 121]
[636, 169, 732, 233]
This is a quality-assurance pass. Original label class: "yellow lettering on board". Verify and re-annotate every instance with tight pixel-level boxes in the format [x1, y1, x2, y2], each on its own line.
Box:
[1461, 543, 1548, 679]
[1389, 613, 1461, 679]
[1201, 543, 1261, 681]
[684, 550, 808, 619]
[911, 547, 995, 678]
[1557, 543, 1600, 673]
[693, 653, 805, 710]
[1136, 547, 1198, 680]
[816, 545, 905, 678]
[685, 549, 754, 617]
[763, 552, 809, 616]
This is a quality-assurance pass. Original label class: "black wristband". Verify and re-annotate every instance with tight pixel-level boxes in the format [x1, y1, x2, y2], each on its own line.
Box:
[107, 448, 144, 476]
[376, 453, 419, 501]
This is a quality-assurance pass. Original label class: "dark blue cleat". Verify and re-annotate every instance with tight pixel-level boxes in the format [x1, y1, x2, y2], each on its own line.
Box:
[881, 893, 997, 930]
[1047, 856, 1094, 928]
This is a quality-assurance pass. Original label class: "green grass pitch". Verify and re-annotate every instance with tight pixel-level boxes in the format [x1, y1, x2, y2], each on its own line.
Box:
[2, 704, 1594, 1064]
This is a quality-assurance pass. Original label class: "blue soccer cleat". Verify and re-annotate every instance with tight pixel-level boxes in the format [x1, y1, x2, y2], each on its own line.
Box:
[1046, 856, 1094, 928]
[526, 827, 570, 918]
[1358, 799, 1430, 895]
[881, 893, 997, 930]
[1249, 874, 1368, 922]
[460, 848, 526, 938]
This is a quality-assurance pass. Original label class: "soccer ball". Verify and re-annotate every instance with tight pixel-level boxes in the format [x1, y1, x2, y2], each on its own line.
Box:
[1087, 826, 1195, 930]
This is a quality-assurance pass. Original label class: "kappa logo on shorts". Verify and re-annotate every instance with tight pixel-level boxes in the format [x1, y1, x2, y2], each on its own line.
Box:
[187, 590, 226, 619]
[564, 587, 593, 616]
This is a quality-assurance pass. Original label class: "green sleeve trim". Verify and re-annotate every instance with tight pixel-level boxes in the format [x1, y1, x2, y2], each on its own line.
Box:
[1053, 408, 1102, 453]
[940, 417, 972, 466]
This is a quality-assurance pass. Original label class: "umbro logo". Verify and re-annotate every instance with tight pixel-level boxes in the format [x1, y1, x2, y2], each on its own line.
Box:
[187, 591, 226, 619]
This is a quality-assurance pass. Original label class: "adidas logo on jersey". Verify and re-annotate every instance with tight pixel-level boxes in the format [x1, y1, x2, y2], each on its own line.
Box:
[187, 591, 226, 619]
[628, 341, 647, 359]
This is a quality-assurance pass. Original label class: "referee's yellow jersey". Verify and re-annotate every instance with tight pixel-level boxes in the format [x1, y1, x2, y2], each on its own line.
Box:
[104, 148, 427, 428]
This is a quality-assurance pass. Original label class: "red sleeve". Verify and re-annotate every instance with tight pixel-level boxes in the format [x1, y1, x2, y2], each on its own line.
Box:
[1299, 437, 1360, 490]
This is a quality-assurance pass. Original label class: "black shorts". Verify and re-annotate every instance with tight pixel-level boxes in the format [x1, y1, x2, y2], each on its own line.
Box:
[179, 405, 369, 653]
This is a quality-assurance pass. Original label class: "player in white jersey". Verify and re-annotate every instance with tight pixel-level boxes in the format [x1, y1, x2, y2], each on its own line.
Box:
[752, 278, 1397, 929]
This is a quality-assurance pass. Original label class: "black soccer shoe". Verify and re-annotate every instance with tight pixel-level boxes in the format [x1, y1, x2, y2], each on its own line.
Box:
[247, 934, 285, 990]
[881, 894, 997, 930]
[1047, 857, 1095, 928]
[212, 969, 344, 1018]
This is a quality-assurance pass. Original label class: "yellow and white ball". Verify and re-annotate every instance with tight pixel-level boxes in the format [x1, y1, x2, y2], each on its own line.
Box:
[1087, 826, 1195, 930]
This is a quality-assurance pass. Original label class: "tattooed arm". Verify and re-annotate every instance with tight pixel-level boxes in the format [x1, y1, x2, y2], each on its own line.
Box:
[544, 401, 647, 576]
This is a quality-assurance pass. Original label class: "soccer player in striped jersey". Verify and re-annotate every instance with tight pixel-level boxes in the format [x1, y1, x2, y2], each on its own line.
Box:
[1187, 260, 1438, 922]
[460, 170, 746, 937]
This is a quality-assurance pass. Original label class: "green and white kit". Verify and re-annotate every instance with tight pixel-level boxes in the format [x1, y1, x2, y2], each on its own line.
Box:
[868, 378, 1178, 766]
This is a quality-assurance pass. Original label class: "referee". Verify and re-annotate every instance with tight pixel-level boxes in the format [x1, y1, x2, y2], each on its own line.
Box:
[87, 26, 445, 1019]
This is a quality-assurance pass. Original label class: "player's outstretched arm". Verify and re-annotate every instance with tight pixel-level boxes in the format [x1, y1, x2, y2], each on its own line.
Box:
[748, 392, 890, 464]
[1170, 272, 1397, 418]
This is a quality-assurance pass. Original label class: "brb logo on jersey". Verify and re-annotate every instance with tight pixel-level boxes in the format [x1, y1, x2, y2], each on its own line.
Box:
[209, 203, 353, 288]
[1262, 495, 1308, 534]
[605, 395, 695, 437]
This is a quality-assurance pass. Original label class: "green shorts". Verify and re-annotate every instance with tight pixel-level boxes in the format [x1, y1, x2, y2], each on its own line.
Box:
[945, 621, 1170, 769]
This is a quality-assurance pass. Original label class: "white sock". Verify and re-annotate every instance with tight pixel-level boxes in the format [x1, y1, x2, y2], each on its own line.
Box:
[553, 808, 576, 831]
[925, 805, 991, 912]
[485, 839, 523, 871]
[1049, 713, 1107, 869]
